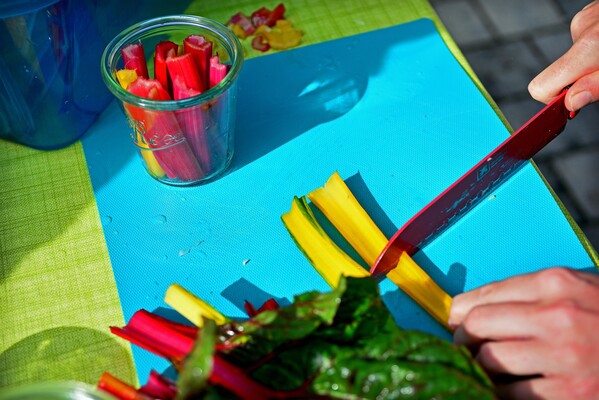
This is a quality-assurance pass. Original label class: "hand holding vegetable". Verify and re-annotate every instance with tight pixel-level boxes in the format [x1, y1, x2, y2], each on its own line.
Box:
[448, 267, 599, 400]
[528, 1, 599, 111]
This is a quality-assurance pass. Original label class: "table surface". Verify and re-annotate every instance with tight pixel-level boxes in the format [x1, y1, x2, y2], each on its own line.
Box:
[1, 0, 596, 390]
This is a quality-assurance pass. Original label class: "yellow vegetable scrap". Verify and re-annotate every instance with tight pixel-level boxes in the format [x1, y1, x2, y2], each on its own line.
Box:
[256, 19, 302, 50]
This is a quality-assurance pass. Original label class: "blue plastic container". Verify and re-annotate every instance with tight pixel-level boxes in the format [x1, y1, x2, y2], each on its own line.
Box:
[0, 0, 189, 150]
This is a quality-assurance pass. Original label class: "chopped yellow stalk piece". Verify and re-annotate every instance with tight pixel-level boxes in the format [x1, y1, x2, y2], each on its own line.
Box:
[308, 171, 387, 267]
[388, 253, 452, 328]
[115, 68, 165, 178]
[116, 69, 138, 90]
[305, 171, 452, 329]
[165, 283, 227, 327]
[281, 196, 369, 288]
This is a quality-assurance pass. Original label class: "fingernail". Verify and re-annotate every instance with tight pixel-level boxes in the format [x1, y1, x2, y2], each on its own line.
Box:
[570, 90, 593, 111]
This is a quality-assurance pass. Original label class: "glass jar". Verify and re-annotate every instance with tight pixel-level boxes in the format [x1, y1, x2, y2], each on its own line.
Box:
[101, 15, 244, 186]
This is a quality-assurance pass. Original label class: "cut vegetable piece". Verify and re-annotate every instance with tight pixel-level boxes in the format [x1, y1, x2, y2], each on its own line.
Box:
[98, 372, 139, 400]
[387, 253, 452, 328]
[183, 34, 212, 92]
[307, 171, 452, 328]
[209, 55, 228, 88]
[165, 283, 227, 327]
[115, 73, 165, 178]
[259, 19, 302, 50]
[121, 41, 149, 79]
[252, 3, 286, 27]
[154, 41, 178, 95]
[307, 171, 387, 267]
[227, 22, 247, 39]
[172, 75, 212, 173]
[110, 309, 194, 364]
[126, 77, 203, 181]
[166, 52, 204, 93]
[251, 35, 270, 52]
[281, 196, 369, 288]
[115, 69, 138, 90]
[228, 12, 255, 36]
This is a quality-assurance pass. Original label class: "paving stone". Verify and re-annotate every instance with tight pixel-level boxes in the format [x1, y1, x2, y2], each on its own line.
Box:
[554, 0, 592, 19]
[478, 0, 565, 36]
[464, 42, 544, 99]
[497, 97, 544, 130]
[432, 0, 492, 46]
[581, 223, 599, 252]
[533, 29, 572, 64]
[553, 147, 599, 220]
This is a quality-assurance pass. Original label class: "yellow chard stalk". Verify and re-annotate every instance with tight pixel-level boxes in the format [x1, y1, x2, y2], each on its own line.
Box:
[115, 69, 166, 178]
[298, 171, 451, 328]
[164, 283, 227, 327]
[281, 196, 369, 288]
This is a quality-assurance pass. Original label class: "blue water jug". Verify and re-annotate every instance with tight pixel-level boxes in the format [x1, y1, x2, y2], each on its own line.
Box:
[0, 0, 189, 149]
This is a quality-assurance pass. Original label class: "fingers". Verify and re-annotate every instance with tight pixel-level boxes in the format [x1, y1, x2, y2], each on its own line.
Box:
[476, 340, 549, 376]
[453, 301, 544, 348]
[571, 0, 599, 42]
[449, 268, 599, 328]
[496, 376, 599, 400]
[565, 69, 599, 110]
[528, 30, 599, 107]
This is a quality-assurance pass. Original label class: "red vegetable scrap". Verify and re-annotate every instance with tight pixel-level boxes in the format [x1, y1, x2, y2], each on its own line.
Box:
[227, 3, 301, 52]
[228, 12, 256, 37]
[121, 42, 149, 79]
[251, 3, 286, 27]
[244, 298, 280, 317]
[251, 35, 270, 52]
[154, 41, 179, 93]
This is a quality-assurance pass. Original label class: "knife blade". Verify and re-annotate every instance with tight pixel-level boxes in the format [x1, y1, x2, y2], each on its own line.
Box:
[370, 89, 575, 277]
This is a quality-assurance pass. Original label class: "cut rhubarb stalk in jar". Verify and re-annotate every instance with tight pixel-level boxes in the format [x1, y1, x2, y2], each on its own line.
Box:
[127, 77, 203, 182]
[209, 55, 228, 88]
[166, 52, 204, 93]
[121, 41, 149, 79]
[154, 41, 179, 94]
[183, 34, 212, 92]
[171, 75, 212, 173]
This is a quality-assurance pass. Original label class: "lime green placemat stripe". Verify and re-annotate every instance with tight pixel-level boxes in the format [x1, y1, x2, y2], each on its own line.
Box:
[0, 140, 137, 387]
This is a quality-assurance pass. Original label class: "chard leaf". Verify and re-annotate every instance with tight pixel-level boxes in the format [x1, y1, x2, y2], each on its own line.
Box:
[176, 318, 215, 400]
[178, 277, 495, 399]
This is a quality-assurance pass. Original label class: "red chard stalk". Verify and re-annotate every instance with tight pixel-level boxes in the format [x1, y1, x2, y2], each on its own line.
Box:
[154, 41, 179, 95]
[121, 41, 149, 79]
[183, 34, 212, 92]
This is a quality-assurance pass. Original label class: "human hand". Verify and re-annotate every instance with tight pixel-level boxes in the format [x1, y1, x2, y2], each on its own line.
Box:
[448, 267, 599, 400]
[528, 1, 599, 111]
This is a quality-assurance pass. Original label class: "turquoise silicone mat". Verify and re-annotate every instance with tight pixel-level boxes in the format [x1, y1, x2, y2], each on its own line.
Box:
[82, 19, 595, 380]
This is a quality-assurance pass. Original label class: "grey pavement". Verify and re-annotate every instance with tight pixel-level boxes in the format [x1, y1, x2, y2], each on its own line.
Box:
[431, 0, 599, 252]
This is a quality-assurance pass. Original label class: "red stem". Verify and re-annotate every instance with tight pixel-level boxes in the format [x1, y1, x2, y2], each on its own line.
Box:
[183, 35, 212, 92]
[154, 41, 179, 95]
[121, 42, 149, 79]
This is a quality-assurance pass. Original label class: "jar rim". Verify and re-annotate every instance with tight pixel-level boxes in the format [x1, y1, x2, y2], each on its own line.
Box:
[100, 14, 244, 111]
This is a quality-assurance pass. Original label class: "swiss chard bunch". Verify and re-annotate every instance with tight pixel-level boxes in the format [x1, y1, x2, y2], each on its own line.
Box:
[100, 276, 495, 399]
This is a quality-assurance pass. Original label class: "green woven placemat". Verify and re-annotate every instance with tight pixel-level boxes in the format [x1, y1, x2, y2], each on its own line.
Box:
[1, 0, 596, 390]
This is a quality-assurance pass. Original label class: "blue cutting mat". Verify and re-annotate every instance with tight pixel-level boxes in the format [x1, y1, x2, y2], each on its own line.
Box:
[82, 18, 595, 380]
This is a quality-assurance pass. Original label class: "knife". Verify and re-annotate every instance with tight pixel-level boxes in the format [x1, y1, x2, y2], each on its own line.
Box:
[370, 89, 576, 277]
